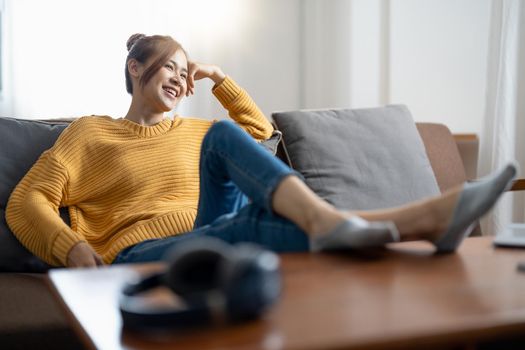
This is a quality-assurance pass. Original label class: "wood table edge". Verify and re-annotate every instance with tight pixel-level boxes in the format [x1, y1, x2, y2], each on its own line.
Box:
[359, 319, 525, 350]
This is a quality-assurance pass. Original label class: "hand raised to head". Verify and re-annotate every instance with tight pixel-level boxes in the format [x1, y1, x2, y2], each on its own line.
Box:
[186, 61, 226, 96]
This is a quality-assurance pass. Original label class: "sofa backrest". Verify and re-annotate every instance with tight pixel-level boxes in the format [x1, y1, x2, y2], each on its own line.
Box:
[0, 117, 72, 272]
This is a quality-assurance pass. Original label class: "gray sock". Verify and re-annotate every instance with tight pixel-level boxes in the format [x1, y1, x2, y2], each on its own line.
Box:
[310, 216, 400, 252]
[434, 163, 517, 253]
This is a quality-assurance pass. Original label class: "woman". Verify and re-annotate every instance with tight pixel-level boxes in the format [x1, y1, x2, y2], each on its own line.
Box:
[6, 34, 517, 268]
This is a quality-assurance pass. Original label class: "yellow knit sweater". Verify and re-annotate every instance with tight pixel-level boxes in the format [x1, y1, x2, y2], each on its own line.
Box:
[6, 77, 273, 266]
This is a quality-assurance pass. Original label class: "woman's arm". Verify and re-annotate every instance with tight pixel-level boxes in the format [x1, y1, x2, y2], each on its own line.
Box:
[187, 62, 274, 141]
[6, 127, 104, 268]
[5, 152, 85, 266]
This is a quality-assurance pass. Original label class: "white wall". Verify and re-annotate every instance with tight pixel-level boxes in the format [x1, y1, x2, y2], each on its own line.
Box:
[389, 0, 491, 135]
[1, 0, 492, 135]
[299, 0, 491, 134]
[301, 0, 353, 109]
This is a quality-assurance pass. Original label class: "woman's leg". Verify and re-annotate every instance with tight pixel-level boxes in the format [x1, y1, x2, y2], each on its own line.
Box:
[269, 173, 440, 241]
[113, 203, 308, 264]
[273, 165, 516, 241]
[193, 121, 298, 228]
[272, 162, 516, 252]
[193, 178, 248, 229]
[193, 121, 515, 247]
[115, 162, 513, 264]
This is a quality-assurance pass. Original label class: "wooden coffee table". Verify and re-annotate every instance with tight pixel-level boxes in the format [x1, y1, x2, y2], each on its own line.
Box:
[47, 237, 525, 350]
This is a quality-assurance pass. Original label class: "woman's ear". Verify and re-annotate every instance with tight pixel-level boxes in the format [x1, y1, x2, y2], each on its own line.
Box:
[127, 59, 141, 78]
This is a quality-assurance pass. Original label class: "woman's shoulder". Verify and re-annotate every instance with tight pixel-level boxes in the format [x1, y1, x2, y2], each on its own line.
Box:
[63, 115, 117, 133]
[176, 116, 213, 130]
[69, 115, 114, 127]
[54, 116, 114, 144]
[179, 116, 212, 124]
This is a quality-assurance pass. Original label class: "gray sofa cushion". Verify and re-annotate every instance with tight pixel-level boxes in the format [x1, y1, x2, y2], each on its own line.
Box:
[272, 105, 440, 210]
[261, 130, 282, 155]
[0, 117, 70, 272]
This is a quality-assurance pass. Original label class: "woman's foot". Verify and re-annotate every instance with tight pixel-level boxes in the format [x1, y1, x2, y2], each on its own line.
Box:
[309, 216, 399, 252]
[307, 204, 400, 252]
[309, 163, 517, 253]
[433, 163, 517, 253]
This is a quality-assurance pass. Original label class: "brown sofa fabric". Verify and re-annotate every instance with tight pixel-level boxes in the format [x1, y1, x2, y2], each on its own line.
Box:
[416, 123, 469, 193]
[454, 134, 480, 181]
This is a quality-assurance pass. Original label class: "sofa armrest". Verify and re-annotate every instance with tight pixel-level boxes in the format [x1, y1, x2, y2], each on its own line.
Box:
[453, 134, 479, 181]
[509, 179, 525, 191]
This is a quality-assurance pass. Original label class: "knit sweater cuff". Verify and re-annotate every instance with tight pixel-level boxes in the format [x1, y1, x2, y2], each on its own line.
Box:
[51, 228, 85, 266]
[212, 76, 241, 107]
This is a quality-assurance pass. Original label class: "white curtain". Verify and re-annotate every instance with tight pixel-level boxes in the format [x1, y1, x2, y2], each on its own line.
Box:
[479, 0, 525, 235]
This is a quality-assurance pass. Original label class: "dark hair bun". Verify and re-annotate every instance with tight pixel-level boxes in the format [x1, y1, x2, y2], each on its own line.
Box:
[127, 33, 146, 51]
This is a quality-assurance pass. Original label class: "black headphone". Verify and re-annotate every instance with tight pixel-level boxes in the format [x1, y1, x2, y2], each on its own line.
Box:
[119, 237, 281, 332]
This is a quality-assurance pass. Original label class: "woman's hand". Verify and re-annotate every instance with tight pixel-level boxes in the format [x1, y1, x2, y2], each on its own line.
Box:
[186, 61, 226, 96]
[67, 242, 105, 268]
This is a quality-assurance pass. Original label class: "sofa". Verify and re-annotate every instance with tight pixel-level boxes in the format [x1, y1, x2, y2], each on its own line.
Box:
[0, 106, 482, 349]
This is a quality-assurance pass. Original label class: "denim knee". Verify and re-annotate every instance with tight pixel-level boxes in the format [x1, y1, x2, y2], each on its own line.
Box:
[202, 120, 240, 150]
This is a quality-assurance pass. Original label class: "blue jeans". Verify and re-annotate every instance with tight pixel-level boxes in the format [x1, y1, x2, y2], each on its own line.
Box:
[113, 121, 309, 264]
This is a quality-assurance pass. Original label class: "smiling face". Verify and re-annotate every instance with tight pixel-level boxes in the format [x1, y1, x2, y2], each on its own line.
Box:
[138, 49, 189, 113]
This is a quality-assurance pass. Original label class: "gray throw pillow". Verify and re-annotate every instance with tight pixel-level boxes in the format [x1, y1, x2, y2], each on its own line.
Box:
[260, 129, 282, 155]
[272, 105, 440, 211]
[0, 117, 70, 272]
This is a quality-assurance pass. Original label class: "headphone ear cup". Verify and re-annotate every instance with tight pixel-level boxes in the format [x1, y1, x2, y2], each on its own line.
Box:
[164, 237, 233, 301]
[222, 243, 281, 321]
